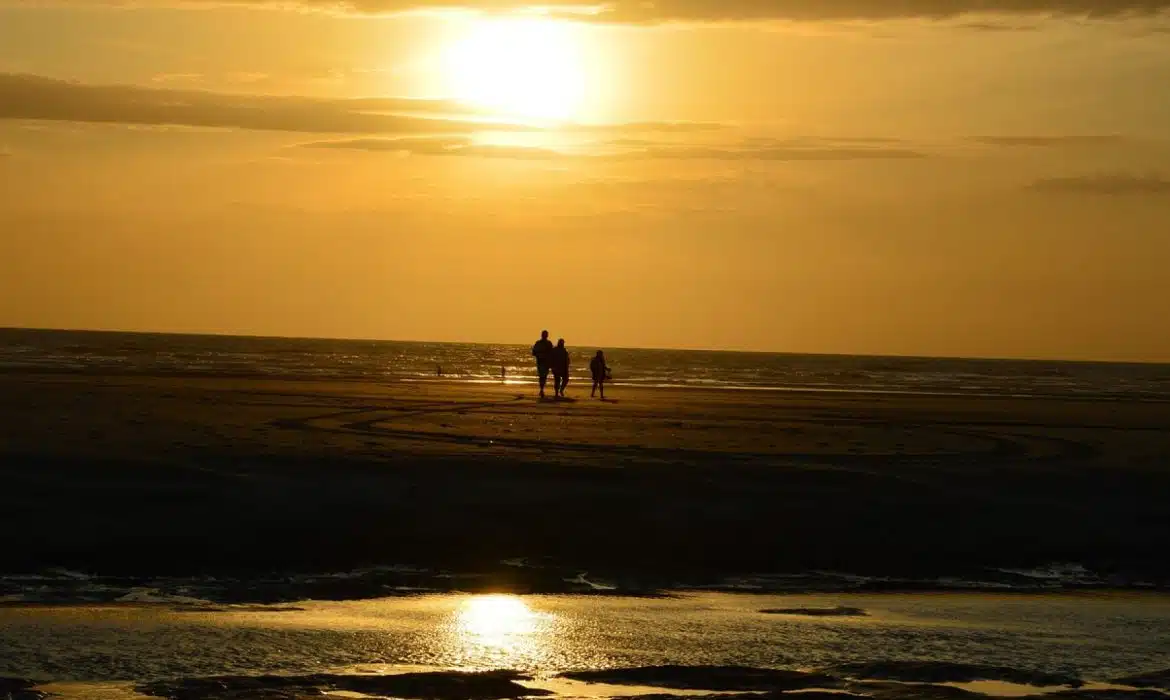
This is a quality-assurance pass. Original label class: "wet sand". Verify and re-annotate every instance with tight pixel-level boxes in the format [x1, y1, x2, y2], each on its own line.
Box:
[3, 591, 1170, 690]
[1, 372, 1169, 583]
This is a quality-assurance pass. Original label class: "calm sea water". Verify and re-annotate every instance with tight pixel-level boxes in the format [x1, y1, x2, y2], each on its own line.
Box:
[2, 327, 1169, 400]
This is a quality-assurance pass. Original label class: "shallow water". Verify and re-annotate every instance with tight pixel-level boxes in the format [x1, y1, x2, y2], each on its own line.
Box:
[3, 592, 1169, 689]
[3, 327, 1169, 399]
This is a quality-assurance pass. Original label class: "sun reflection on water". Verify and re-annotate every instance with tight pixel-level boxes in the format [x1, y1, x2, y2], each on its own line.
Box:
[450, 594, 553, 668]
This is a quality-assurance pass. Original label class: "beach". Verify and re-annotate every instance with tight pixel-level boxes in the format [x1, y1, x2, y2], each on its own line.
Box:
[3, 369, 1169, 590]
[3, 354, 1170, 700]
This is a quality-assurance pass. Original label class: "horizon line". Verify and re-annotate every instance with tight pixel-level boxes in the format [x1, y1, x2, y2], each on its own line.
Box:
[2, 324, 1168, 367]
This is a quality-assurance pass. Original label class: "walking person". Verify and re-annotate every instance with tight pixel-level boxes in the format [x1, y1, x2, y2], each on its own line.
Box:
[590, 350, 610, 399]
[551, 339, 570, 398]
[532, 330, 554, 398]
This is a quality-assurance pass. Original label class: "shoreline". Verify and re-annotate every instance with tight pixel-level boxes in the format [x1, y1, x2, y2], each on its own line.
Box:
[3, 366, 1170, 404]
[2, 567, 1167, 607]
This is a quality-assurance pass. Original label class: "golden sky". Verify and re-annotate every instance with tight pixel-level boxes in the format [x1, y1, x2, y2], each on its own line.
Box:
[1, 1, 1169, 360]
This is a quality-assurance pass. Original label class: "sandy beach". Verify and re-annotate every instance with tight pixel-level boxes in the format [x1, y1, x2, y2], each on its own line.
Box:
[2, 371, 1169, 586]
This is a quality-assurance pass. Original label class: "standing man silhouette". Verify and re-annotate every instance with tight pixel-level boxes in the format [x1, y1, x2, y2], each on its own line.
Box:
[590, 350, 610, 399]
[551, 338, 570, 398]
[532, 330, 554, 399]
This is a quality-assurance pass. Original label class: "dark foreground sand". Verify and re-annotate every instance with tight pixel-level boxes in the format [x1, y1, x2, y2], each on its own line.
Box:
[1, 372, 1169, 584]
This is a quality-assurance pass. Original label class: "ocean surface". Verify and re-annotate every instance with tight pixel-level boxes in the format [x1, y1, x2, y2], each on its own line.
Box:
[2, 327, 1169, 400]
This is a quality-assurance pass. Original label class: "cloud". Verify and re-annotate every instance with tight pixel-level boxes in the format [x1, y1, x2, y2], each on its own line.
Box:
[566, 121, 727, 133]
[571, 173, 796, 196]
[226, 72, 272, 84]
[976, 135, 1127, 147]
[605, 138, 662, 147]
[1, 73, 734, 138]
[456, 144, 566, 159]
[957, 21, 1042, 30]
[20, 0, 1170, 22]
[302, 136, 929, 161]
[1028, 174, 1170, 194]
[151, 73, 205, 84]
[820, 136, 907, 144]
[301, 135, 562, 158]
[303, 136, 471, 152]
[616, 144, 928, 161]
[741, 135, 907, 147]
[0, 73, 517, 135]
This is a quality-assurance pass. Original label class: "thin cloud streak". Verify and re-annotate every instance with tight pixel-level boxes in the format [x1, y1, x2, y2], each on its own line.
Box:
[613, 145, 928, 160]
[301, 135, 563, 158]
[0, 73, 507, 135]
[301, 136, 930, 161]
[976, 135, 1127, 147]
[957, 21, 1042, 30]
[565, 121, 727, 133]
[0, 74, 728, 136]
[1028, 174, 1170, 194]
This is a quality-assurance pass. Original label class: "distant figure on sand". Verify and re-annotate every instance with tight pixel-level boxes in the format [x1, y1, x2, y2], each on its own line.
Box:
[532, 330, 554, 398]
[590, 350, 610, 399]
[551, 339, 570, 398]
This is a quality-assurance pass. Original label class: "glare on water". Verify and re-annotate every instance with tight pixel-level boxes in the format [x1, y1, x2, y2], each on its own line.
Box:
[448, 594, 556, 668]
[458, 595, 541, 646]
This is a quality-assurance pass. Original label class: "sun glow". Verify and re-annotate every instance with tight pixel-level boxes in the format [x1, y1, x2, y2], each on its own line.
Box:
[457, 594, 538, 646]
[447, 594, 557, 668]
[441, 17, 588, 122]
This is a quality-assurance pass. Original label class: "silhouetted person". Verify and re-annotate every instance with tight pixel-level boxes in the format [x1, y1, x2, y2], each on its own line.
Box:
[590, 350, 610, 399]
[551, 339, 570, 398]
[532, 330, 554, 398]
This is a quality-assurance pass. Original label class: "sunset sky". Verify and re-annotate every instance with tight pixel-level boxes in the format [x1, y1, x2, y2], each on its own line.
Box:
[2, 1, 1169, 361]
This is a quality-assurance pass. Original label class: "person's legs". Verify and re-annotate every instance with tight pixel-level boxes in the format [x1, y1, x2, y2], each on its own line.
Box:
[599, 380, 605, 400]
[591, 380, 597, 397]
[538, 365, 549, 397]
[562, 375, 569, 395]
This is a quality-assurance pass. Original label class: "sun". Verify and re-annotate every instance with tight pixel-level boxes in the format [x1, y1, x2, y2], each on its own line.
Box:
[441, 17, 587, 122]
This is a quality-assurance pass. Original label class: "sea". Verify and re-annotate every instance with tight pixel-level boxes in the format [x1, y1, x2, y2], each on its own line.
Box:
[2, 327, 1169, 400]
